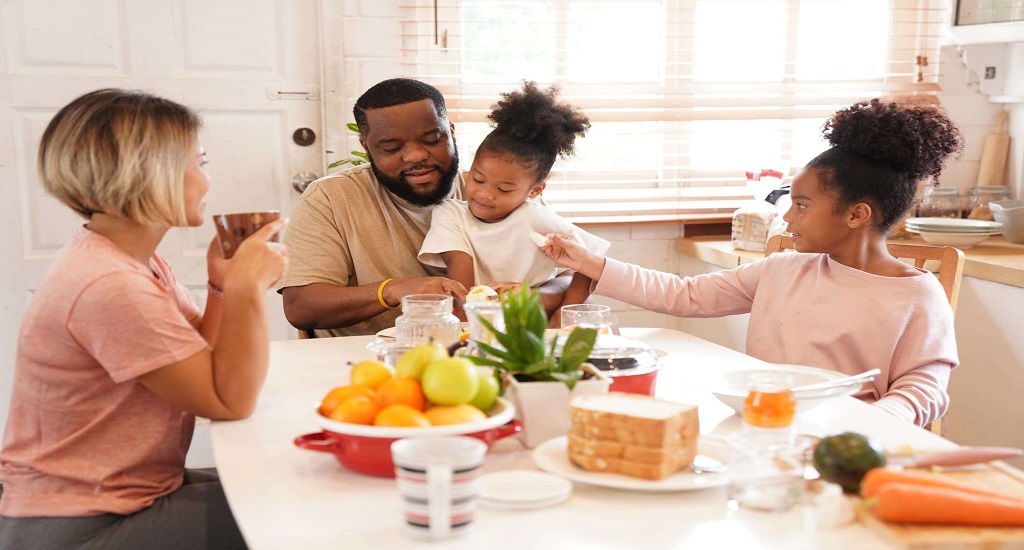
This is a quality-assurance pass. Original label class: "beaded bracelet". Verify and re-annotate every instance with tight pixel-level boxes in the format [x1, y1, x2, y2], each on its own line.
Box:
[207, 281, 224, 299]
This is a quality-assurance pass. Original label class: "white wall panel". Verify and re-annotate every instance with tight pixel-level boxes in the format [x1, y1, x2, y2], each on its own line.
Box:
[3, 0, 126, 75]
[175, 0, 282, 76]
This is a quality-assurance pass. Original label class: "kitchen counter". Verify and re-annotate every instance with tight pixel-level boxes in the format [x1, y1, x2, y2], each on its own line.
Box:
[675, 234, 1024, 288]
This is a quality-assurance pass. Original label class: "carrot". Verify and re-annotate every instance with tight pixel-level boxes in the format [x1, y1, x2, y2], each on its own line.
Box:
[873, 483, 1024, 526]
[861, 467, 1022, 501]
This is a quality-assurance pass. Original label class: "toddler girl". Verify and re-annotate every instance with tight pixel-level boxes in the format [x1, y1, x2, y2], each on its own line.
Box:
[418, 81, 609, 322]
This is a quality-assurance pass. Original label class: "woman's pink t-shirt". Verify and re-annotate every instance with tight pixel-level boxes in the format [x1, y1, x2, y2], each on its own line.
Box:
[0, 227, 210, 517]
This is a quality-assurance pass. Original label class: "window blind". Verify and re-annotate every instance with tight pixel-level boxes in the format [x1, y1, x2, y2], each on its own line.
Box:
[399, 0, 948, 224]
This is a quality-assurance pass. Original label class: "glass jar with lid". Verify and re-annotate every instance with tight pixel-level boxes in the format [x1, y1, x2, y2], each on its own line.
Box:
[918, 187, 961, 219]
[395, 294, 461, 347]
[965, 186, 1010, 221]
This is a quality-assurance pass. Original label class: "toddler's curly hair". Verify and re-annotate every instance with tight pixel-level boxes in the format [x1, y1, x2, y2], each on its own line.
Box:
[478, 81, 591, 182]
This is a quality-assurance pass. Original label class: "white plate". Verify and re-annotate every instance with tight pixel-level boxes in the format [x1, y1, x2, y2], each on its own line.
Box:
[531, 436, 729, 492]
[683, 363, 858, 416]
[478, 470, 573, 509]
[375, 322, 469, 339]
[906, 217, 1002, 232]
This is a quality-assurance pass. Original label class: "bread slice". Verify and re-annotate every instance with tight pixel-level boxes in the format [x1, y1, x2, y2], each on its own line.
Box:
[567, 449, 685, 481]
[567, 433, 696, 466]
[569, 393, 699, 448]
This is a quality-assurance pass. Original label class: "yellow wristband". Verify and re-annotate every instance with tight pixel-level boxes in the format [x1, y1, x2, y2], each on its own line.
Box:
[377, 278, 395, 309]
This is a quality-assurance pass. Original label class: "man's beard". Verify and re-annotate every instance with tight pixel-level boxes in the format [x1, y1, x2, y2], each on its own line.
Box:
[369, 147, 460, 207]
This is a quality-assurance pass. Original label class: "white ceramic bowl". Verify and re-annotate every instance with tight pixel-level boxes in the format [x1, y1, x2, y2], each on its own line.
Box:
[991, 200, 1024, 244]
[915, 230, 992, 248]
[684, 364, 859, 416]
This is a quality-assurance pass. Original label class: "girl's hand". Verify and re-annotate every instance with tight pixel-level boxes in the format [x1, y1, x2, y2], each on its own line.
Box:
[223, 219, 290, 293]
[541, 234, 589, 271]
[541, 234, 606, 281]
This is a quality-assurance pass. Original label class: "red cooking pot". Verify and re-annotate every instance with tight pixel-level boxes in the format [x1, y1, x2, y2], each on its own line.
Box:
[560, 335, 663, 396]
[294, 398, 521, 477]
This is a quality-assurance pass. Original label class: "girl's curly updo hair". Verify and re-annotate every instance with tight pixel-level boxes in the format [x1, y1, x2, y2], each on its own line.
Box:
[477, 81, 591, 182]
[806, 98, 964, 232]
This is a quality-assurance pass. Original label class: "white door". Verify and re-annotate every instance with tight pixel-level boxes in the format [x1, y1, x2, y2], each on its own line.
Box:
[0, 0, 324, 440]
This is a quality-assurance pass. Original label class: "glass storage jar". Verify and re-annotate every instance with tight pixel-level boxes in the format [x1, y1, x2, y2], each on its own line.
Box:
[965, 186, 1010, 221]
[918, 187, 961, 219]
[395, 294, 461, 347]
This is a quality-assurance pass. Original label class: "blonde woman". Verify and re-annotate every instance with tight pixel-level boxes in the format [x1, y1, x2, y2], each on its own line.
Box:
[0, 89, 286, 549]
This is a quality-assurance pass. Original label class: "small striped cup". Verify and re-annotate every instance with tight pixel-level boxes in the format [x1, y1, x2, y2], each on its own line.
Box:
[391, 436, 487, 541]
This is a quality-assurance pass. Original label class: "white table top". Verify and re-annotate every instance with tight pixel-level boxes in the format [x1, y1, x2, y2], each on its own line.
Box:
[211, 328, 951, 549]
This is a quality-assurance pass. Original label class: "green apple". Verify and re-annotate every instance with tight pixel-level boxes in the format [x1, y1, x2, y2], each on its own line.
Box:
[421, 357, 479, 406]
[468, 371, 500, 411]
[395, 342, 448, 381]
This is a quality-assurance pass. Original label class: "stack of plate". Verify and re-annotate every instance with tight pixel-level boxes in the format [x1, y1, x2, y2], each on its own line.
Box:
[905, 217, 1002, 248]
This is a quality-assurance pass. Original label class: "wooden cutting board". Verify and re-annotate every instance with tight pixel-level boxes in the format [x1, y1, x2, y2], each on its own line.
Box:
[857, 461, 1024, 549]
[977, 110, 1011, 187]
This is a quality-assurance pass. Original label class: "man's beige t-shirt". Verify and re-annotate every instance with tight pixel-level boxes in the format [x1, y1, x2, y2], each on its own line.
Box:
[280, 165, 463, 337]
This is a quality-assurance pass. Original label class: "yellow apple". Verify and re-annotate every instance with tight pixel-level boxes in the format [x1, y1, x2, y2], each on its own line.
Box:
[395, 342, 449, 381]
[349, 360, 394, 389]
[468, 372, 500, 411]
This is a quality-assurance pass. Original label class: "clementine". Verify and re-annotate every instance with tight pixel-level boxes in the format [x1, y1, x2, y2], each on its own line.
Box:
[374, 404, 431, 427]
[328, 395, 381, 425]
[318, 384, 377, 417]
[376, 378, 426, 411]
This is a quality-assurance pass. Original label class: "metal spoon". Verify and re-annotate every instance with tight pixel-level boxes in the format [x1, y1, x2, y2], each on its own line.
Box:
[791, 369, 881, 395]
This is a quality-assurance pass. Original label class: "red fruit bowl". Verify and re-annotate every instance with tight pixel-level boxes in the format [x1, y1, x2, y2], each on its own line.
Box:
[294, 398, 521, 477]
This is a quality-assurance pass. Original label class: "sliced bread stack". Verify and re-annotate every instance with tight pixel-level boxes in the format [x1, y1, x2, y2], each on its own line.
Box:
[567, 392, 699, 480]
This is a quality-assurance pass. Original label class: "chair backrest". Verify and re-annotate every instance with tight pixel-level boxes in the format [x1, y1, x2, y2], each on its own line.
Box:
[764, 234, 965, 314]
[298, 329, 316, 339]
[764, 234, 965, 436]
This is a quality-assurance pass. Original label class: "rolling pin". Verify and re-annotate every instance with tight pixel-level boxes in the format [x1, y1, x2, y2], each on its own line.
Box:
[977, 110, 1010, 186]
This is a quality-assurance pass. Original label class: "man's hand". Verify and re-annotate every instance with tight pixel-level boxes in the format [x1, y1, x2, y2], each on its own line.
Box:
[383, 277, 467, 307]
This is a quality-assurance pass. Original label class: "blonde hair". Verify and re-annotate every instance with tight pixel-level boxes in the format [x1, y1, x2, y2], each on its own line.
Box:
[38, 89, 202, 226]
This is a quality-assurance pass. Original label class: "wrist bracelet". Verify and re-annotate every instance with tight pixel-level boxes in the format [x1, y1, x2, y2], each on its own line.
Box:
[207, 281, 224, 299]
[377, 278, 395, 309]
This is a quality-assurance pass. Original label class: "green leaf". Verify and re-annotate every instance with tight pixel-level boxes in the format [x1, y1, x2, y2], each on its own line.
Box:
[465, 355, 505, 369]
[558, 327, 597, 372]
[475, 340, 513, 363]
[346, 122, 361, 133]
[549, 370, 582, 390]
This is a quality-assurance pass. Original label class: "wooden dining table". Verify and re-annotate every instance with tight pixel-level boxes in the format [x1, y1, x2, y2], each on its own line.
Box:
[210, 328, 959, 549]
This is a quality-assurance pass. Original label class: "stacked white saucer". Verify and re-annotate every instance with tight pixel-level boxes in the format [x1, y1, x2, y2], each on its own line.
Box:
[905, 217, 1002, 248]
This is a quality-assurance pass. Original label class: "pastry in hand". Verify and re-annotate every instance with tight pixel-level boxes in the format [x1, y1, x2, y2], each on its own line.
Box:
[466, 285, 499, 303]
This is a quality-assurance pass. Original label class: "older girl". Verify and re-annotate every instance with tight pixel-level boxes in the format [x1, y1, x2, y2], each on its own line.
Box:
[541, 99, 963, 427]
[0, 89, 287, 549]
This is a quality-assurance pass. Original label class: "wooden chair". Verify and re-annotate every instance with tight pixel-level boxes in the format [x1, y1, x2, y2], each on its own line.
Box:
[764, 234, 965, 434]
[298, 329, 315, 339]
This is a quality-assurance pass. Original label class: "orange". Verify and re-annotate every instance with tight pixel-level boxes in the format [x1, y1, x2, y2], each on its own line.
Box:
[319, 384, 377, 416]
[424, 404, 487, 426]
[376, 378, 426, 411]
[374, 404, 431, 427]
[328, 395, 381, 425]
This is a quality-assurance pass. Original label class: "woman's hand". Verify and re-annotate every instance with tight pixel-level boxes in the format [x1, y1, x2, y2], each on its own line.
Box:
[206, 237, 230, 289]
[222, 220, 289, 293]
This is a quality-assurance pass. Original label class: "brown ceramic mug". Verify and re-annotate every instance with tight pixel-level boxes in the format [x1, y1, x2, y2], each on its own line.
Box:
[212, 210, 281, 259]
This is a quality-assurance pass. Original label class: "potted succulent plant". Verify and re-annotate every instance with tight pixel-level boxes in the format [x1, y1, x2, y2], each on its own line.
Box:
[466, 287, 609, 448]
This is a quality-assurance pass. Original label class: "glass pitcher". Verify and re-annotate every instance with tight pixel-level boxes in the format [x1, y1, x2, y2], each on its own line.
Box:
[395, 294, 461, 347]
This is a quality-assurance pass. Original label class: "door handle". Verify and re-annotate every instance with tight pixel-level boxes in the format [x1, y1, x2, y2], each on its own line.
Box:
[291, 171, 319, 194]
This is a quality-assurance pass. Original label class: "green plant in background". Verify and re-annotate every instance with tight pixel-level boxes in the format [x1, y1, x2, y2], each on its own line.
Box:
[466, 286, 598, 391]
[327, 122, 368, 169]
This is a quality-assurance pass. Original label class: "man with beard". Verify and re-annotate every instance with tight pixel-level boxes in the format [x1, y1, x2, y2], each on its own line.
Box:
[281, 78, 569, 338]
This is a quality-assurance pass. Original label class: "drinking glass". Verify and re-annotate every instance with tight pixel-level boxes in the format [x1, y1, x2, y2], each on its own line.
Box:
[560, 304, 611, 333]
[463, 301, 504, 355]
